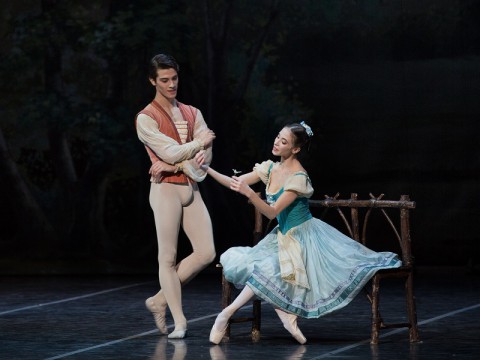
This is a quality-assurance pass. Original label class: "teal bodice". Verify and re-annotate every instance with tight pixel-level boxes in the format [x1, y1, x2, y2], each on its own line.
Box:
[266, 188, 312, 234]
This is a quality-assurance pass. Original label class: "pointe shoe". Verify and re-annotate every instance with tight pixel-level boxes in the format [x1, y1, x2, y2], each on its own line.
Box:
[209, 309, 232, 344]
[209, 324, 227, 345]
[145, 297, 168, 334]
[275, 309, 307, 344]
[168, 328, 187, 339]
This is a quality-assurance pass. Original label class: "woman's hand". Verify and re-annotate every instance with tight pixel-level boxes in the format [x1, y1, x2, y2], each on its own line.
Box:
[149, 160, 176, 178]
[230, 176, 254, 198]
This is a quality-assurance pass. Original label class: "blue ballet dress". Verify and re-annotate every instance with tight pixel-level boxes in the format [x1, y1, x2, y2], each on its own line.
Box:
[220, 160, 401, 319]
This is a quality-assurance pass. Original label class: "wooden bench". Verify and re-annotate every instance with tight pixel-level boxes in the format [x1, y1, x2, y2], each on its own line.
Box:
[218, 193, 420, 344]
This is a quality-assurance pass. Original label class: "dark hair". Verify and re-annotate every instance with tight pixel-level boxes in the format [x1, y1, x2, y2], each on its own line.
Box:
[148, 54, 179, 80]
[284, 122, 313, 150]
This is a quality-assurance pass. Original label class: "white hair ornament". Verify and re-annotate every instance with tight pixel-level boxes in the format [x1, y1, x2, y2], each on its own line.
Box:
[300, 121, 314, 137]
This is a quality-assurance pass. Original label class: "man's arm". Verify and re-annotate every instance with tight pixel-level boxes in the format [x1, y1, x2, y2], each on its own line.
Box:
[175, 110, 214, 181]
[192, 111, 213, 165]
[136, 114, 204, 164]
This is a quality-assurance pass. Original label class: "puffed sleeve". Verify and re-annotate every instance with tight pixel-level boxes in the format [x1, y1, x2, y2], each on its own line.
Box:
[253, 160, 274, 185]
[180, 156, 208, 182]
[176, 110, 212, 182]
[193, 111, 212, 168]
[284, 173, 314, 198]
[136, 114, 203, 164]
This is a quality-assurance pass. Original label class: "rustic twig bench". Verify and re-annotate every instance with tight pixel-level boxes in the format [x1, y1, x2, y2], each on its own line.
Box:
[218, 193, 419, 345]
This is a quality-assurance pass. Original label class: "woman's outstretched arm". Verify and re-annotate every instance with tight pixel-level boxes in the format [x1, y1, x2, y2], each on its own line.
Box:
[230, 176, 298, 220]
[206, 167, 260, 188]
[197, 155, 295, 219]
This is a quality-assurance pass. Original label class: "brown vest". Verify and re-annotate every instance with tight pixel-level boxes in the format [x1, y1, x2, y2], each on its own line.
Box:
[136, 100, 198, 184]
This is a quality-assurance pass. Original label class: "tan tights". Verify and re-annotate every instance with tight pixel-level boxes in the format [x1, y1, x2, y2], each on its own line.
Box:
[149, 182, 215, 330]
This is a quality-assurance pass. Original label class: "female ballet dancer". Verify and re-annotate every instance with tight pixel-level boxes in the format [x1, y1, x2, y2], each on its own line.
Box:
[200, 122, 401, 344]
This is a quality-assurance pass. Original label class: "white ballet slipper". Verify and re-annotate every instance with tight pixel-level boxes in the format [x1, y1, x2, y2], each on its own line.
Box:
[168, 328, 187, 339]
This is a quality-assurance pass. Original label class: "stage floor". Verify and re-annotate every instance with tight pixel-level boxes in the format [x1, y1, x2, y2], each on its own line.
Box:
[1, 267, 478, 360]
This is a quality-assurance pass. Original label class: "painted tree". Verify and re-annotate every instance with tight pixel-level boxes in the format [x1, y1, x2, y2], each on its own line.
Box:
[0, 0, 355, 265]
[2, 0, 420, 266]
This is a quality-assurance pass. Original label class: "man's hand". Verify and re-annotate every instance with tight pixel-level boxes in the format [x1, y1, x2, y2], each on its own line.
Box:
[194, 150, 206, 169]
[149, 160, 176, 178]
[197, 130, 216, 148]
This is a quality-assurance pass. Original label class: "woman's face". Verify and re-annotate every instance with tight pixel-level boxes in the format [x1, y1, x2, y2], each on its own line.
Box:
[272, 127, 298, 157]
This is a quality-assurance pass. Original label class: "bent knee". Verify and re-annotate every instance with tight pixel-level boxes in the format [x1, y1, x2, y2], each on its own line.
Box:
[207, 251, 216, 264]
[199, 250, 216, 266]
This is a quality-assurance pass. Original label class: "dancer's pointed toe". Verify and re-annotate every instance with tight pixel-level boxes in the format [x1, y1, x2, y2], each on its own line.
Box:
[291, 328, 307, 345]
[275, 309, 307, 344]
[209, 324, 227, 345]
[209, 308, 234, 344]
[145, 297, 168, 334]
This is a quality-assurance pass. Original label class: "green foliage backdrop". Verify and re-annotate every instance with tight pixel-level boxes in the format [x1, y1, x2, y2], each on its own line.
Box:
[1, 0, 479, 273]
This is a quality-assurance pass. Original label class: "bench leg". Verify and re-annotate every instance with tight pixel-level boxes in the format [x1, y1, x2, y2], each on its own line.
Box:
[252, 299, 261, 342]
[370, 275, 381, 345]
[405, 273, 420, 342]
[221, 271, 262, 342]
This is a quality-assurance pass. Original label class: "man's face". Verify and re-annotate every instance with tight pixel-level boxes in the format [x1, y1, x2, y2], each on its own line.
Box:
[150, 68, 178, 101]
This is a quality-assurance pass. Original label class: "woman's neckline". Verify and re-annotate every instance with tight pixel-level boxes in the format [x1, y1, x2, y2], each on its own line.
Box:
[266, 162, 307, 194]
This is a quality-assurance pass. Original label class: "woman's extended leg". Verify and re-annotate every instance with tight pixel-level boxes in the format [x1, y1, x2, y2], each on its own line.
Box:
[209, 286, 255, 344]
[275, 309, 307, 344]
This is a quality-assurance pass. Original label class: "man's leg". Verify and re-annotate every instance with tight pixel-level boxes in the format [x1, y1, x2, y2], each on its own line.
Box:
[150, 186, 215, 304]
[180, 185, 216, 282]
[149, 183, 187, 336]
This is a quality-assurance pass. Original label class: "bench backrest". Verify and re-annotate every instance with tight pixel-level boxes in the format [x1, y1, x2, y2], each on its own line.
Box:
[254, 193, 416, 267]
